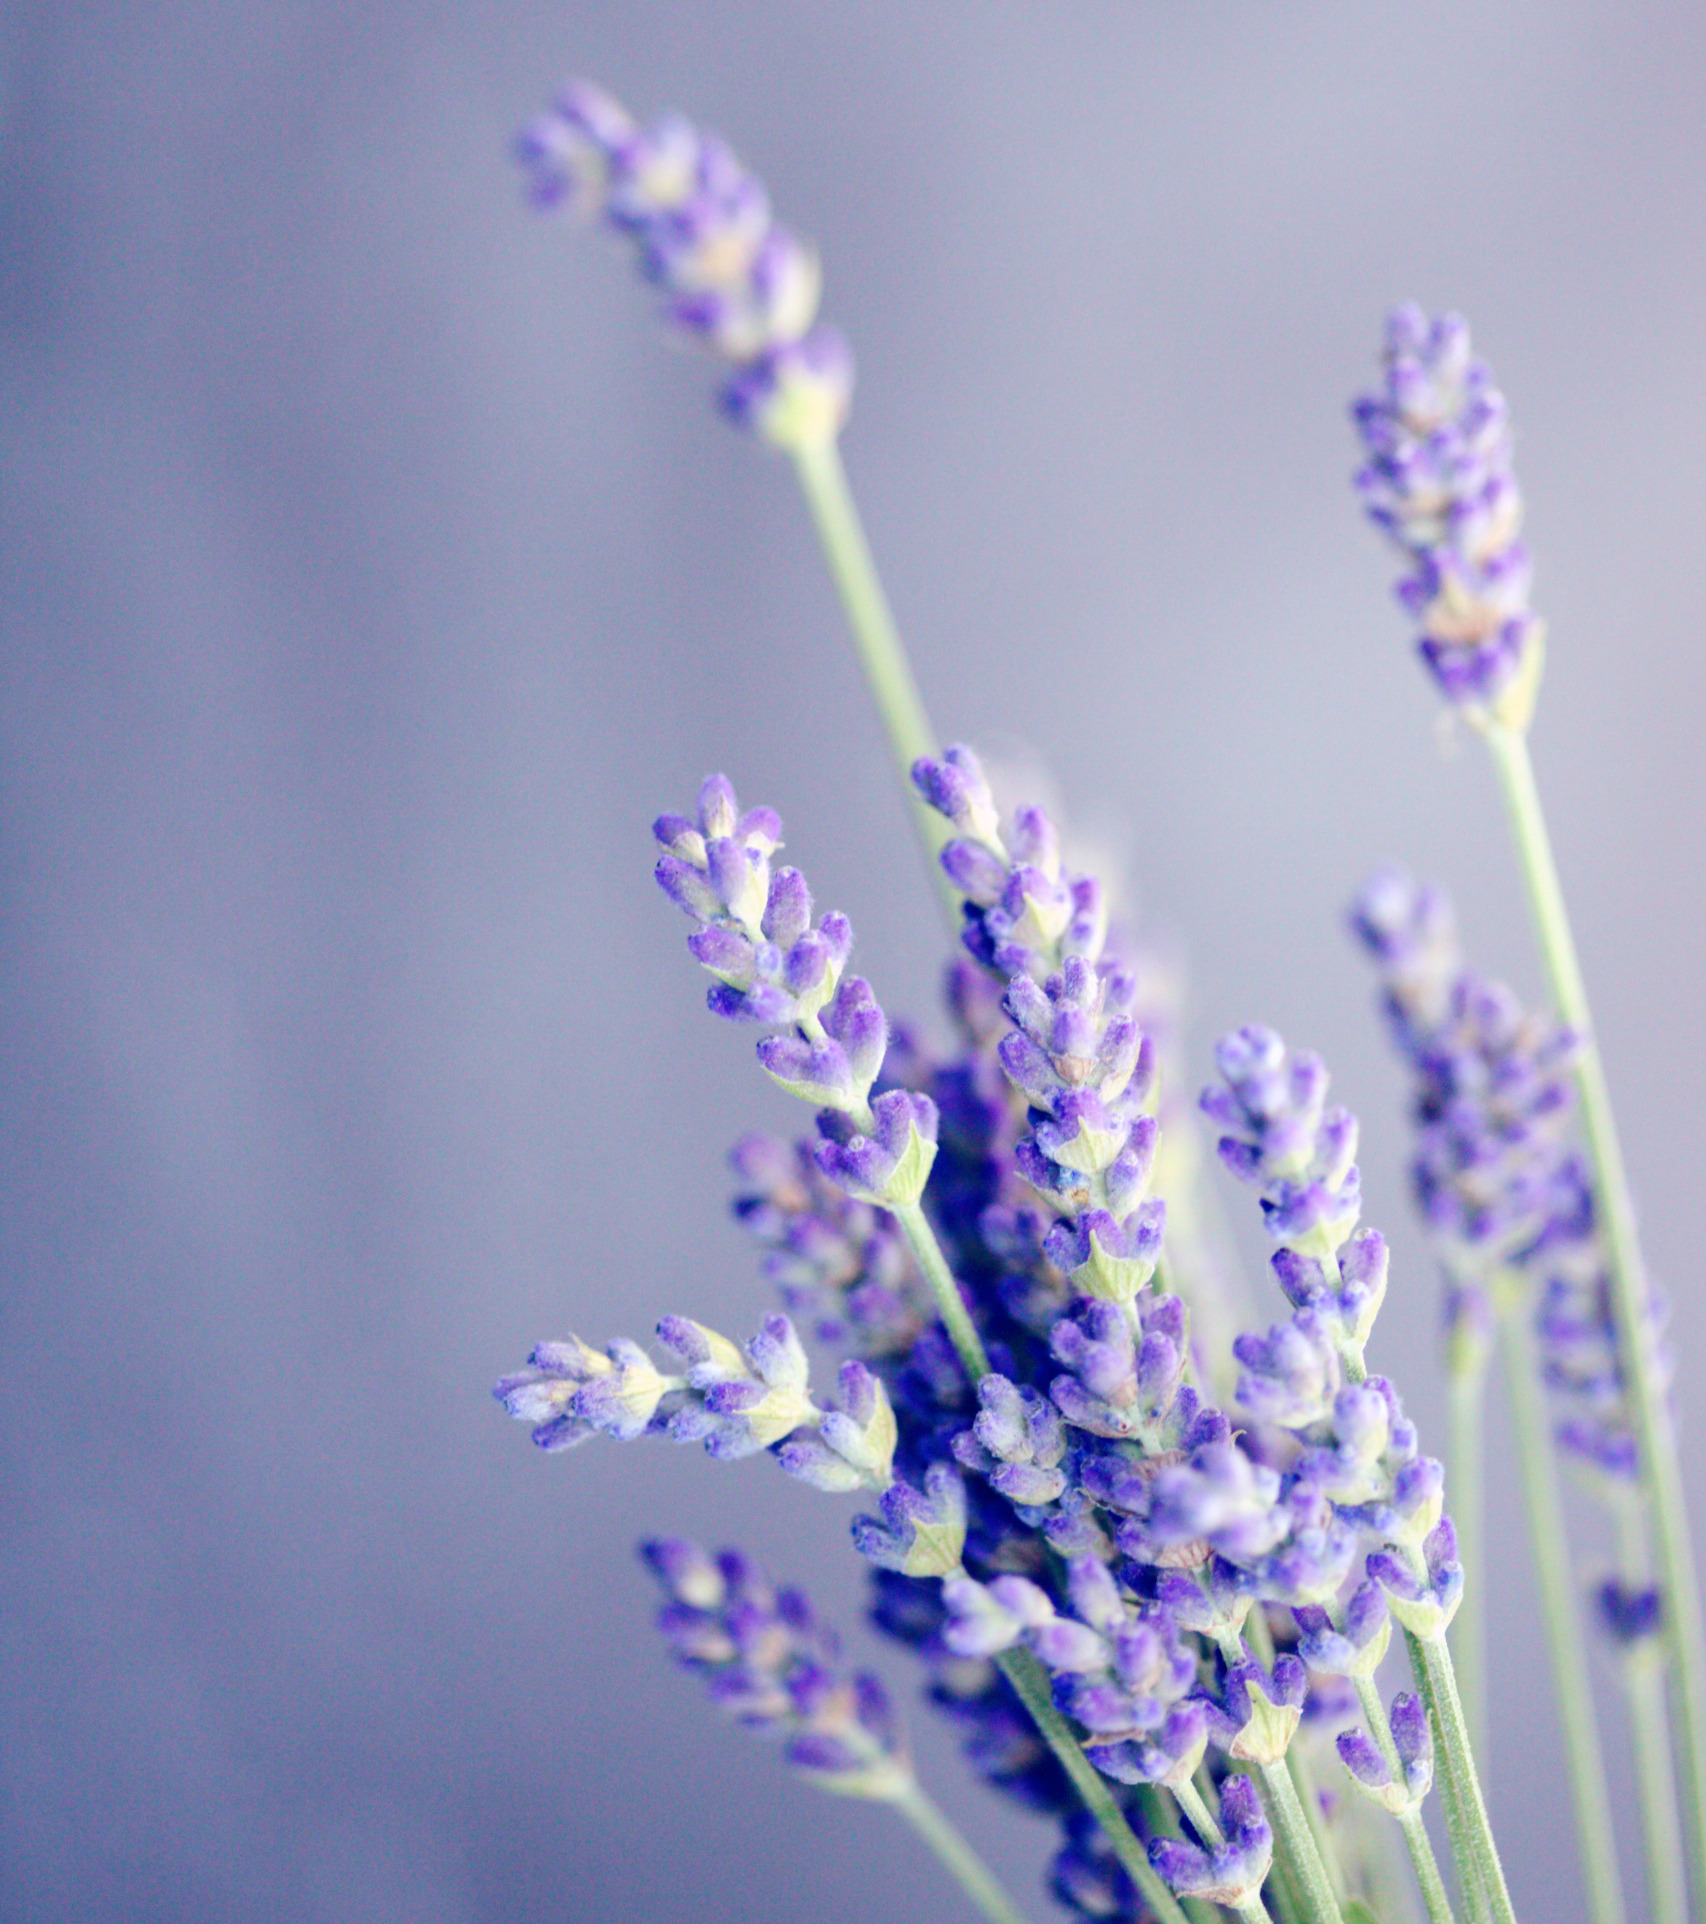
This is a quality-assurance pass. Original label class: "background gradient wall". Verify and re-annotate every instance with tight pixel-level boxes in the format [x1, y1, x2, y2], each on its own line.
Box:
[5, 4, 1705, 1919]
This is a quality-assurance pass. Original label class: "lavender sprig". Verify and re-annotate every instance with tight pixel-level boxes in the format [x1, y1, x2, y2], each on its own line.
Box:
[643, 1540, 1032, 1924]
[655, 773, 986, 1378]
[516, 82, 850, 447]
[1353, 310, 1706, 1919]
[1352, 304, 1542, 732]
[494, 1314, 898, 1495]
[1203, 1027, 1497, 1924]
[1353, 869, 1667, 1924]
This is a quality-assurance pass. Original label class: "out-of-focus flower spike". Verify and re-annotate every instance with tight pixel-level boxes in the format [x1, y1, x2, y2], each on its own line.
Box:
[642, 1538, 912, 1799]
[516, 81, 853, 446]
[1351, 305, 1544, 730]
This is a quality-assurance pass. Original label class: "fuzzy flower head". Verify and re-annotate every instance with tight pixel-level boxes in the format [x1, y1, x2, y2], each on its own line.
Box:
[1352, 304, 1543, 729]
[516, 81, 852, 445]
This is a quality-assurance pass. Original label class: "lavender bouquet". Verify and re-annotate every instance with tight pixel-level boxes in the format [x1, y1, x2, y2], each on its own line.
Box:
[492, 81, 1705, 1924]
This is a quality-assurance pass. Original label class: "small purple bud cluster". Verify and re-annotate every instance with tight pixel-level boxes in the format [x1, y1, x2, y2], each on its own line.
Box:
[1353, 869, 1578, 1264]
[1149, 1773, 1274, 1909]
[1351, 303, 1543, 727]
[1200, 1025, 1464, 1699]
[494, 1311, 898, 1494]
[1530, 1164, 1671, 1490]
[515, 82, 853, 444]
[1337, 1689, 1434, 1817]
[642, 1539, 911, 1798]
[1204, 1026, 1387, 1368]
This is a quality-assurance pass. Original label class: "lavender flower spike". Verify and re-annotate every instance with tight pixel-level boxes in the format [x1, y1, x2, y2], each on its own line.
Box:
[516, 82, 853, 446]
[1352, 304, 1543, 729]
[658, 776, 995, 1380]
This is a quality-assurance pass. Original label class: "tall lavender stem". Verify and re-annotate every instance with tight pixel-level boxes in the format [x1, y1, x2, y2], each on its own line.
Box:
[1483, 723, 1706, 1916]
[1496, 1296, 1625, 1924]
[787, 434, 957, 917]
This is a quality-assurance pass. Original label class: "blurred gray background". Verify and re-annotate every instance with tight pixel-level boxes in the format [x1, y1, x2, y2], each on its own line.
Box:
[5, 3, 1705, 1919]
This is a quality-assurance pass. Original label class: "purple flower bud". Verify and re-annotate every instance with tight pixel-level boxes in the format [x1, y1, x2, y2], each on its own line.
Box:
[1596, 1578, 1664, 1647]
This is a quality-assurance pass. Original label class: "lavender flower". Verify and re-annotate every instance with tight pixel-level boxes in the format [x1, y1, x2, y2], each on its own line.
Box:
[1351, 303, 1543, 728]
[1198, 1650, 1309, 1767]
[516, 82, 852, 445]
[1353, 870, 1670, 1593]
[914, 746, 1165, 1305]
[642, 1539, 911, 1799]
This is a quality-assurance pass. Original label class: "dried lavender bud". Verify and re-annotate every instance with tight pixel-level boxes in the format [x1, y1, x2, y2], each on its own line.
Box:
[1293, 1581, 1393, 1680]
[1351, 304, 1543, 728]
[1368, 1515, 1464, 1639]
[1596, 1578, 1664, 1649]
[1336, 1688, 1433, 1816]
[642, 1540, 911, 1798]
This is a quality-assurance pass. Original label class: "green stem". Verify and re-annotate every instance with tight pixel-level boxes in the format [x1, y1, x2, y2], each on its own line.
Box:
[1485, 722, 1706, 1916]
[1349, 1674, 1457, 1924]
[891, 1197, 989, 1381]
[1255, 1755, 1347, 1924]
[1406, 1629, 1517, 1924]
[891, 1778, 1036, 1924]
[1613, 1501, 1690, 1924]
[788, 435, 957, 919]
[1496, 1298, 1626, 1924]
[1398, 1810, 1458, 1924]
[1285, 1743, 1349, 1910]
[993, 1647, 1192, 1924]
[1446, 1358, 1489, 1764]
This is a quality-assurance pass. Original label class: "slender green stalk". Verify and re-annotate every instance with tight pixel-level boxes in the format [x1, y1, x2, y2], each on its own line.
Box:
[1349, 1674, 1456, 1924]
[1397, 1811, 1457, 1924]
[1446, 1358, 1489, 1763]
[1613, 1502, 1689, 1924]
[1496, 1298, 1626, 1924]
[1254, 1754, 1347, 1924]
[1485, 722, 1706, 1915]
[891, 1197, 990, 1381]
[788, 435, 957, 919]
[1285, 1744, 1350, 1909]
[892, 1779, 1036, 1924]
[1405, 1629, 1517, 1924]
[993, 1647, 1192, 1924]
